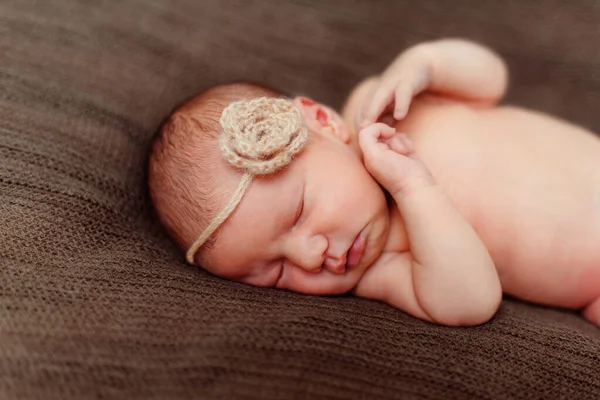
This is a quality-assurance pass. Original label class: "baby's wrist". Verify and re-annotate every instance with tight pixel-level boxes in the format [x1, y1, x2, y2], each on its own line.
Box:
[391, 174, 437, 203]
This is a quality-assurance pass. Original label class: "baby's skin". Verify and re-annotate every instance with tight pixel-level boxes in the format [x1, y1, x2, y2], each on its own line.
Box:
[194, 39, 600, 327]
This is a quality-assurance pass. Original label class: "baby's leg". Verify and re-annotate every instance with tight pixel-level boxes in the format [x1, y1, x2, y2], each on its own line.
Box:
[582, 297, 600, 326]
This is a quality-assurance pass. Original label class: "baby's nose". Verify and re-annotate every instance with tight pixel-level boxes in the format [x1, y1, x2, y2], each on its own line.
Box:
[323, 255, 347, 275]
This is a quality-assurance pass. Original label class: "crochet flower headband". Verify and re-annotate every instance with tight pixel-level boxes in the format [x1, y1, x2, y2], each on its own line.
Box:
[185, 97, 309, 264]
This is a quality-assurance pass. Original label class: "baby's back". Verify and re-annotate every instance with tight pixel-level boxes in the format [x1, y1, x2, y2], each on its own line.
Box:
[396, 96, 600, 308]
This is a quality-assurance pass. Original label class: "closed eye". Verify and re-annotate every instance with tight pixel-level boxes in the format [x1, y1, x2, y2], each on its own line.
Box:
[293, 183, 305, 226]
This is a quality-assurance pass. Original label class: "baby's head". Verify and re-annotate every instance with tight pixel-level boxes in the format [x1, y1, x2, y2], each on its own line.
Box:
[148, 83, 390, 295]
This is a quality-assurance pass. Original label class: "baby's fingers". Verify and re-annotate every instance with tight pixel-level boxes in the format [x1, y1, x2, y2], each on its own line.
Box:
[384, 133, 414, 155]
[361, 84, 394, 128]
[393, 84, 413, 120]
[358, 123, 396, 152]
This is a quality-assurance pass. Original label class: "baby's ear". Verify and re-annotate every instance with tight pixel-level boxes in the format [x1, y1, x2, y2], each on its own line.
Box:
[293, 96, 350, 144]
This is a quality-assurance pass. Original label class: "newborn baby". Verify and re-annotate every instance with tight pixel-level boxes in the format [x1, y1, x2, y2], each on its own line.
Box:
[148, 39, 600, 327]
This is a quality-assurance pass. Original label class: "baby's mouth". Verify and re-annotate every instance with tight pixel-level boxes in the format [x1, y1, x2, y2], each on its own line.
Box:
[323, 254, 347, 274]
[323, 229, 367, 274]
[346, 229, 366, 269]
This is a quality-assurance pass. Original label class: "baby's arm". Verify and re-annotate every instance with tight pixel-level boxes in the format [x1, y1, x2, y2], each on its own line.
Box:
[354, 187, 502, 326]
[354, 123, 502, 326]
[357, 38, 509, 126]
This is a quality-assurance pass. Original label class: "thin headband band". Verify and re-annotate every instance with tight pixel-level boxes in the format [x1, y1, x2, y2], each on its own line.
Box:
[185, 97, 309, 264]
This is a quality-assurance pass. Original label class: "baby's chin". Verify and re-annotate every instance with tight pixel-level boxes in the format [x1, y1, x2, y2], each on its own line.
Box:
[277, 262, 371, 296]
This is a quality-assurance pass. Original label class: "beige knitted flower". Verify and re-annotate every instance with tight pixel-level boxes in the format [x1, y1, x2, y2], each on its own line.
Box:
[186, 97, 309, 264]
[219, 97, 308, 175]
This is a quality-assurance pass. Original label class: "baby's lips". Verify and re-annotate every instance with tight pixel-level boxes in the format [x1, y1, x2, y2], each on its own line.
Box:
[323, 256, 347, 274]
[346, 231, 366, 268]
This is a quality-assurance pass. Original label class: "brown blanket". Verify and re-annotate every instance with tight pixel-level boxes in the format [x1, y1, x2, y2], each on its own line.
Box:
[1, 1, 599, 399]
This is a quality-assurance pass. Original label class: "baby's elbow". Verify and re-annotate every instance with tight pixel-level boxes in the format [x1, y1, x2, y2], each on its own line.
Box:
[433, 300, 500, 327]
[427, 283, 502, 327]
[446, 296, 501, 327]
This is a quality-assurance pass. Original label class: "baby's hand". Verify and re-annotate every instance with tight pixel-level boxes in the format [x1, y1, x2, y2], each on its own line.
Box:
[359, 46, 430, 128]
[359, 123, 434, 198]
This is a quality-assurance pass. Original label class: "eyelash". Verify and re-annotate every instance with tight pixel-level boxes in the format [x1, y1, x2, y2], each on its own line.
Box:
[294, 199, 304, 226]
[293, 186, 306, 226]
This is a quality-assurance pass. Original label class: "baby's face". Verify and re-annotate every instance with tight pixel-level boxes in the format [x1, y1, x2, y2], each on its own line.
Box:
[200, 98, 391, 295]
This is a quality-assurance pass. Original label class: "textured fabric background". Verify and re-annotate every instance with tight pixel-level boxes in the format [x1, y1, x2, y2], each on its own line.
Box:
[1, 1, 600, 399]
